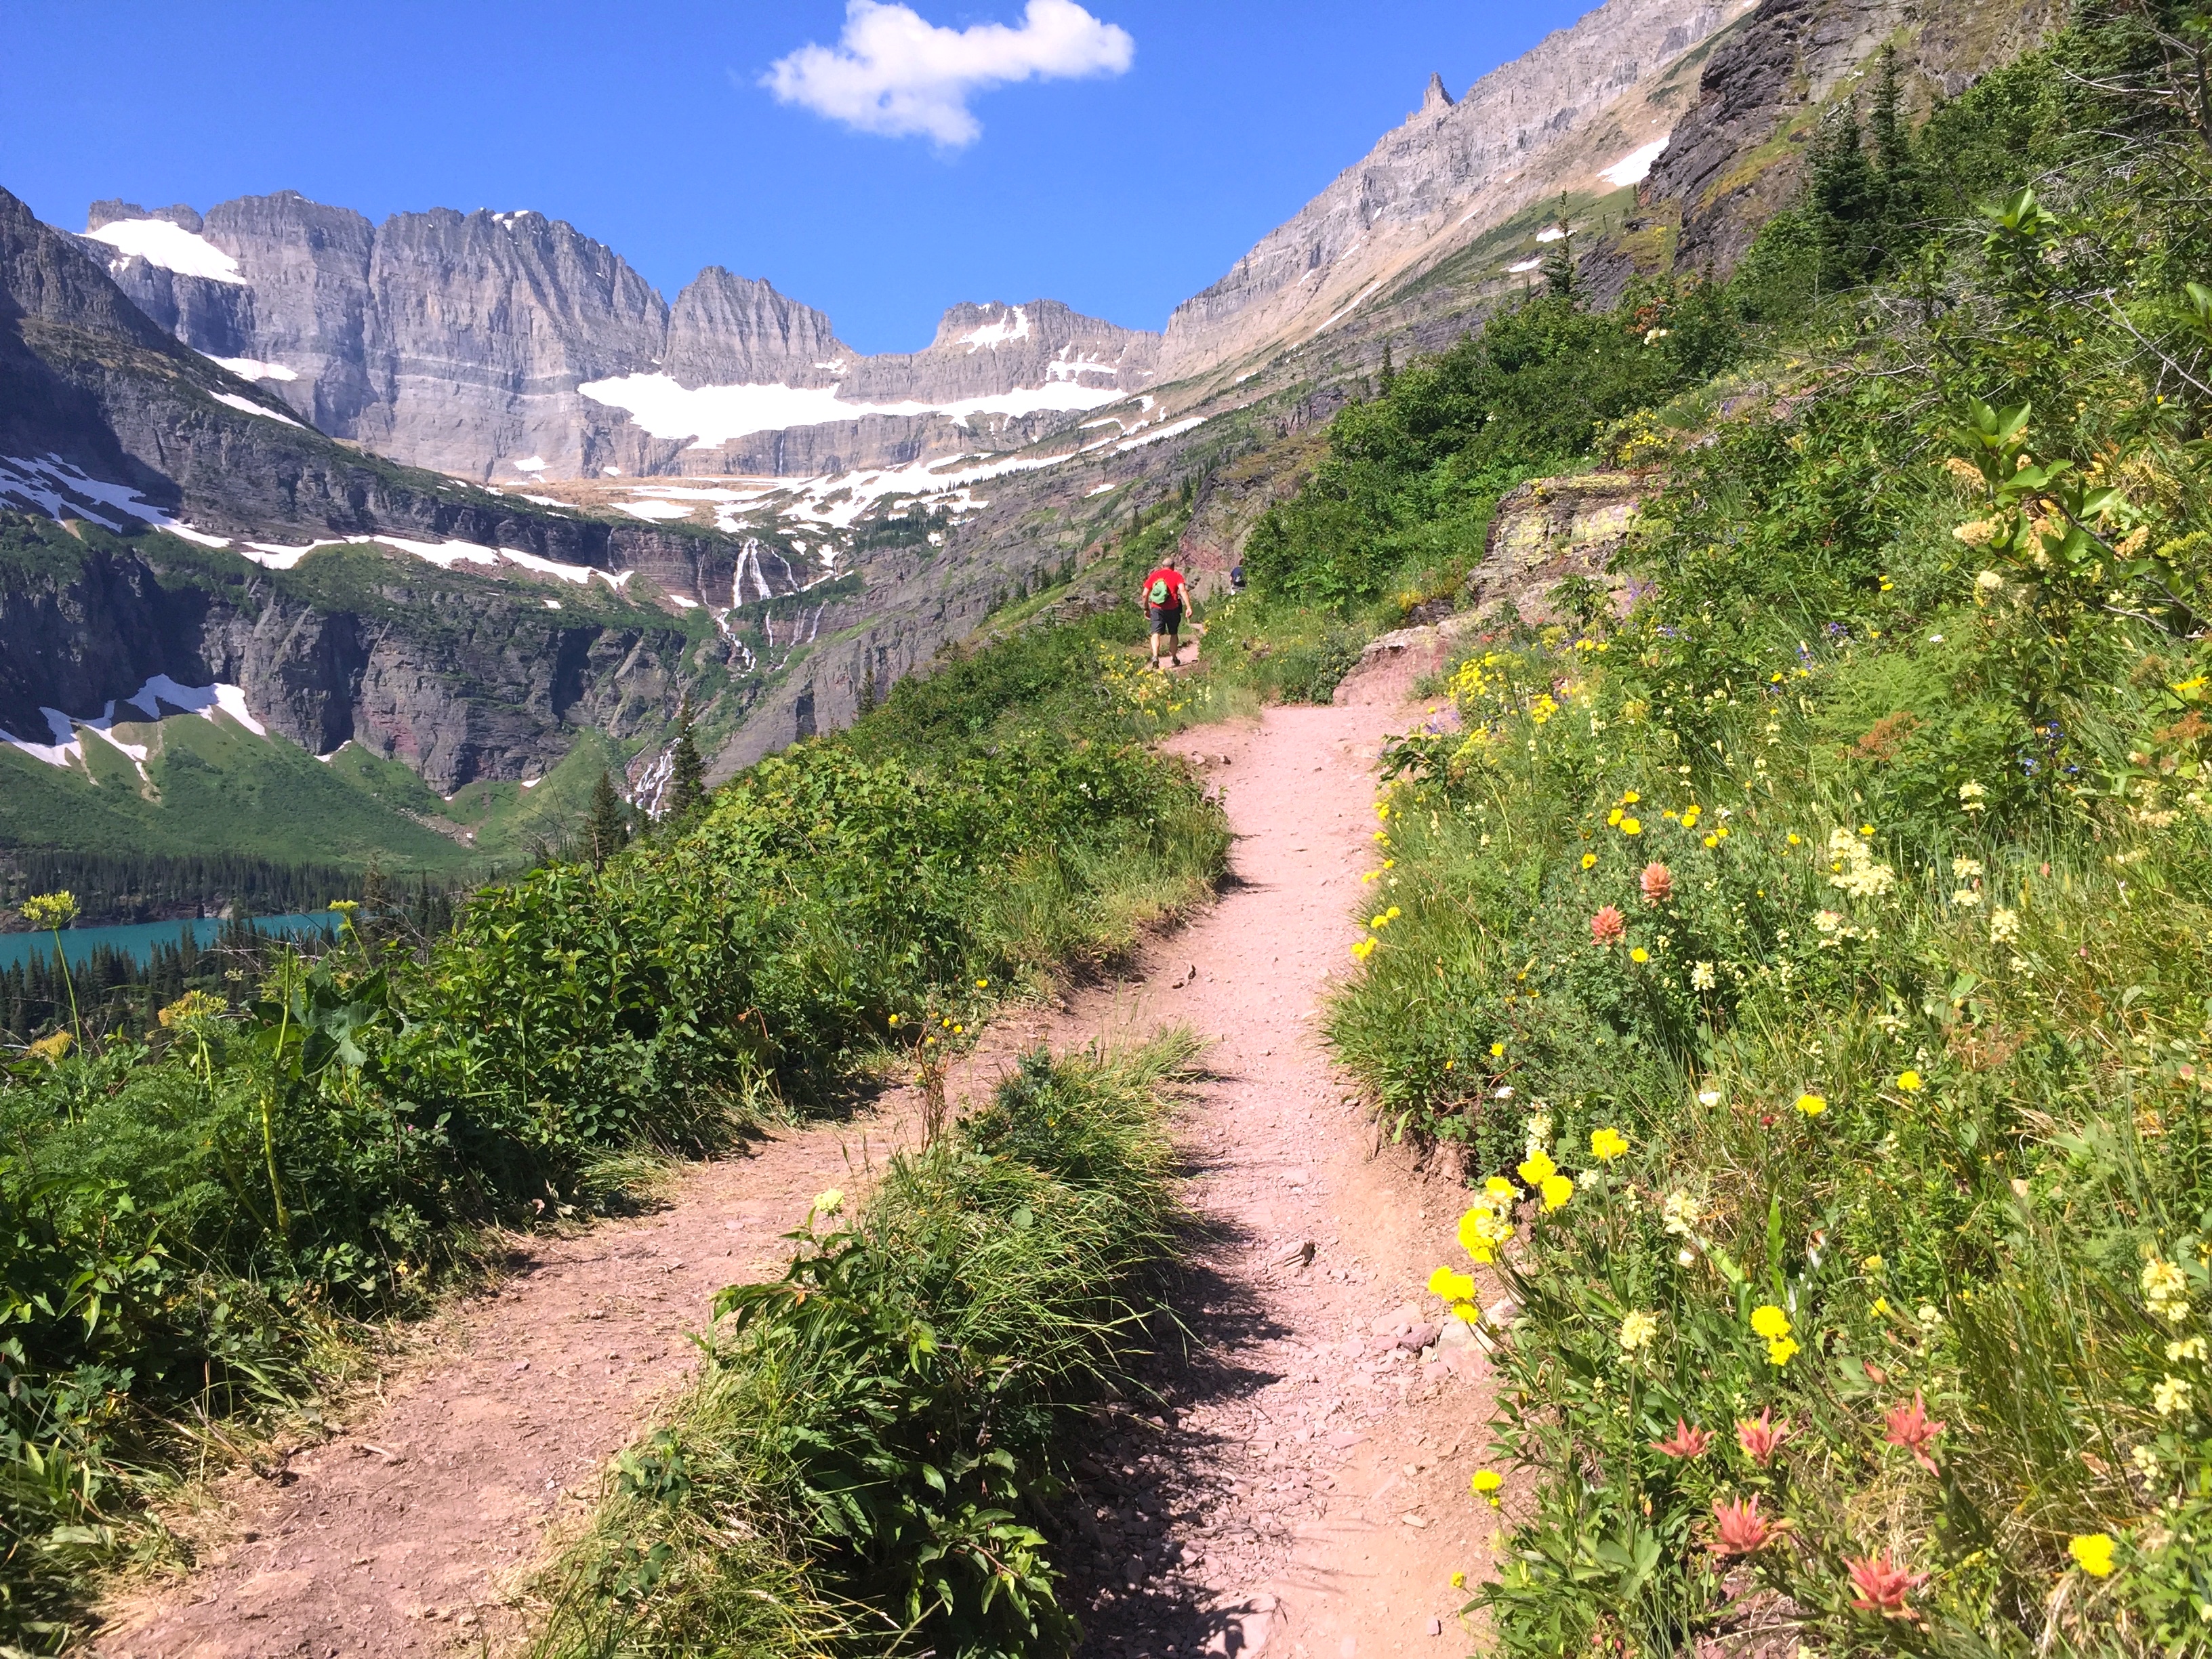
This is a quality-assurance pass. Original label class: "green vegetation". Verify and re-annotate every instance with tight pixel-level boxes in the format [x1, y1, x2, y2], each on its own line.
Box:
[0, 712, 479, 870]
[0, 572, 1224, 1642]
[1285, 7, 2212, 1650]
[527, 1037, 1193, 1659]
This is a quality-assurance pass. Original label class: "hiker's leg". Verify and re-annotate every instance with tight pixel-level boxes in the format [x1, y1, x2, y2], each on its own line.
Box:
[1149, 630, 1166, 666]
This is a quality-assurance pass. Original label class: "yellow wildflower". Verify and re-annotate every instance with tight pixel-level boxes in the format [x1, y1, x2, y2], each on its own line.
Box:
[1629, 947, 1650, 964]
[1794, 1092, 1827, 1117]
[1897, 1070, 1924, 1092]
[1581, 853, 1597, 869]
[1590, 1127, 1629, 1162]
[1618, 1310, 1660, 1351]
[1750, 1304, 1791, 1340]
[1766, 1336, 1801, 1368]
[2068, 1534, 2116, 1578]
[1518, 1149, 1557, 1185]
[1429, 1266, 1476, 1301]
[1540, 1174, 1573, 1210]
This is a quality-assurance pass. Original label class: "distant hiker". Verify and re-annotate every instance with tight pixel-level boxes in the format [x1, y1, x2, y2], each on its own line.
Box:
[1229, 561, 1246, 594]
[1141, 563, 1195, 669]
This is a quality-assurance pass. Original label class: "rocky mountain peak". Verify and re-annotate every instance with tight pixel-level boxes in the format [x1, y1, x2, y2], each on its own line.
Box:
[1416, 72, 1456, 119]
[88, 199, 206, 234]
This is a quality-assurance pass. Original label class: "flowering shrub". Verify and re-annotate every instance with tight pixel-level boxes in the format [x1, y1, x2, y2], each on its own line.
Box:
[1324, 12, 2212, 1650]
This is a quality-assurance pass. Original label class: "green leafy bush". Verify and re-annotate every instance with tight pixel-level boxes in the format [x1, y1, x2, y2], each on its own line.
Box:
[527, 1037, 1194, 1659]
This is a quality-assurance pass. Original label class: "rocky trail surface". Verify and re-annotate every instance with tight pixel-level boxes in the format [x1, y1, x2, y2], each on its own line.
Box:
[97, 642, 1498, 1659]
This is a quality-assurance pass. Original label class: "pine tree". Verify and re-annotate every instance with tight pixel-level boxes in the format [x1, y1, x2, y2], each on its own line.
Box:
[668, 703, 708, 824]
[587, 771, 630, 869]
[1378, 342, 1397, 392]
[857, 658, 878, 718]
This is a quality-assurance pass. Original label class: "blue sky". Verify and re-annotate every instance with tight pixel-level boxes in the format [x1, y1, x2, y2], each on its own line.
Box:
[4, 1, 1594, 354]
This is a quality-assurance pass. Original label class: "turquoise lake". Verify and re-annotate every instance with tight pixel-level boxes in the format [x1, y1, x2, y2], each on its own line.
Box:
[0, 913, 343, 972]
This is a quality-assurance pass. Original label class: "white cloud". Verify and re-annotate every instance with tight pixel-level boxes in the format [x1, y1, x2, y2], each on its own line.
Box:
[764, 0, 1133, 146]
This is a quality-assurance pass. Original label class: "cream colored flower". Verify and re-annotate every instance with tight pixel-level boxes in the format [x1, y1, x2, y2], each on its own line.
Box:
[1618, 1311, 1660, 1352]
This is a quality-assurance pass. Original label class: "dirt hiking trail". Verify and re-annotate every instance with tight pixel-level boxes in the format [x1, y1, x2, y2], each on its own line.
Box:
[98, 646, 1500, 1659]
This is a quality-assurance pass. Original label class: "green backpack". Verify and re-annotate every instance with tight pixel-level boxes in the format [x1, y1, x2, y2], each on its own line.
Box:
[1147, 577, 1172, 605]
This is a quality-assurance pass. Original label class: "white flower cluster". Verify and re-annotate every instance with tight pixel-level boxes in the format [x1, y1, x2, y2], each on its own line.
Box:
[1828, 827, 1897, 900]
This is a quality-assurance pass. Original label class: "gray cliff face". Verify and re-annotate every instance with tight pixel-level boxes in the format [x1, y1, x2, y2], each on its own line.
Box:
[1157, 0, 1744, 376]
[0, 536, 705, 792]
[0, 182, 834, 800]
[1635, 0, 2062, 272]
[84, 199, 1160, 483]
[665, 268, 851, 388]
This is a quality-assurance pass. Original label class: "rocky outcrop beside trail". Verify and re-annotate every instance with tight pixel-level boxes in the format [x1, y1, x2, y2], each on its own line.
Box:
[1467, 470, 1650, 622]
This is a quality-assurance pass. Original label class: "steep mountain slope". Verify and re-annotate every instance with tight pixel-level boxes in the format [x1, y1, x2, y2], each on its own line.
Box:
[0, 185, 836, 857]
[83, 196, 1158, 483]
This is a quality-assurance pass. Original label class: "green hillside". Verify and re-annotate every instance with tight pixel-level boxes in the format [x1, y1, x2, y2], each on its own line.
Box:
[0, 712, 478, 869]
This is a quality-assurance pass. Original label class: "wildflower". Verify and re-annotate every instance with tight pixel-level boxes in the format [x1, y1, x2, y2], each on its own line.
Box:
[1491, 1041, 1507, 1058]
[1621, 817, 1643, 836]
[1872, 1298, 1891, 1317]
[1450, 1570, 1466, 1589]
[1652, 1418, 1711, 1458]
[1580, 852, 1598, 869]
[1518, 1149, 1558, 1185]
[1884, 1391, 1946, 1473]
[1750, 1305, 1792, 1340]
[1640, 862, 1673, 905]
[20, 891, 78, 930]
[1540, 1174, 1574, 1210]
[1958, 780, 1988, 813]
[811, 1187, 845, 1216]
[1661, 1191, 1703, 1236]
[1696, 1088, 1721, 1107]
[2068, 1534, 2117, 1578]
[976, 978, 989, 989]
[1795, 1092, 1827, 1117]
[1629, 947, 1650, 964]
[1737, 1410, 1788, 1466]
[888, 1012, 902, 1027]
[1703, 834, 1719, 849]
[2168, 1336, 2207, 1363]
[158, 989, 226, 1030]
[1827, 828, 1897, 899]
[1990, 907, 2020, 944]
[2142, 1258, 2192, 1324]
[1896, 1070, 1924, 1092]
[2154, 1374, 2193, 1417]
[1590, 1126, 1629, 1162]
[1607, 808, 1623, 827]
[1954, 519, 2001, 547]
[1689, 960, 1716, 991]
[1458, 1202, 1512, 1265]
[1351, 938, 1376, 962]
[1767, 1336, 1801, 1367]
[1847, 1553, 1929, 1620]
[1471, 1469, 1503, 1506]
[1618, 1310, 1659, 1351]
[1711, 1495, 1781, 1557]
[1485, 1176, 1517, 1202]
[1428, 1266, 1477, 1302]
[1952, 887, 1982, 907]
[24, 1030, 72, 1064]
[1952, 857, 1984, 880]
[1864, 1254, 1883, 1272]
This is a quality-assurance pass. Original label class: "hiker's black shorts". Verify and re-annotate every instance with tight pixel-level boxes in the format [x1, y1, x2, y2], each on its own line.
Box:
[1147, 602, 1183, 635]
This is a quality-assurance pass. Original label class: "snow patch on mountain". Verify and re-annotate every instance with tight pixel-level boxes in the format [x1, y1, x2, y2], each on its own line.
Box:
[84, 216, 246, 283]
[205, 354, 300, 382]
[211, 390, 306, 428]
[960, 305, 1032, 350]
[577, 373, 1123, 449]
[1598, 137, 1671, 188]
[0, 455, 230, 546]
[0, 674, 269, 779]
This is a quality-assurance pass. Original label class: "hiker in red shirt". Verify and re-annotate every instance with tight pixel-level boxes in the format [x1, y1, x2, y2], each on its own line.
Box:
[1139, 564, 1197, 670]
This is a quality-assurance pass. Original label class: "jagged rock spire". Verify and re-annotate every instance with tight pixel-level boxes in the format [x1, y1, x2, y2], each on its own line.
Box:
[1419, 73, 1455, 117]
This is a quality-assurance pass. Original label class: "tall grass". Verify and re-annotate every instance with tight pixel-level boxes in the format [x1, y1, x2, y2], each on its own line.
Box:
[525, 1036, 1197, 1659]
